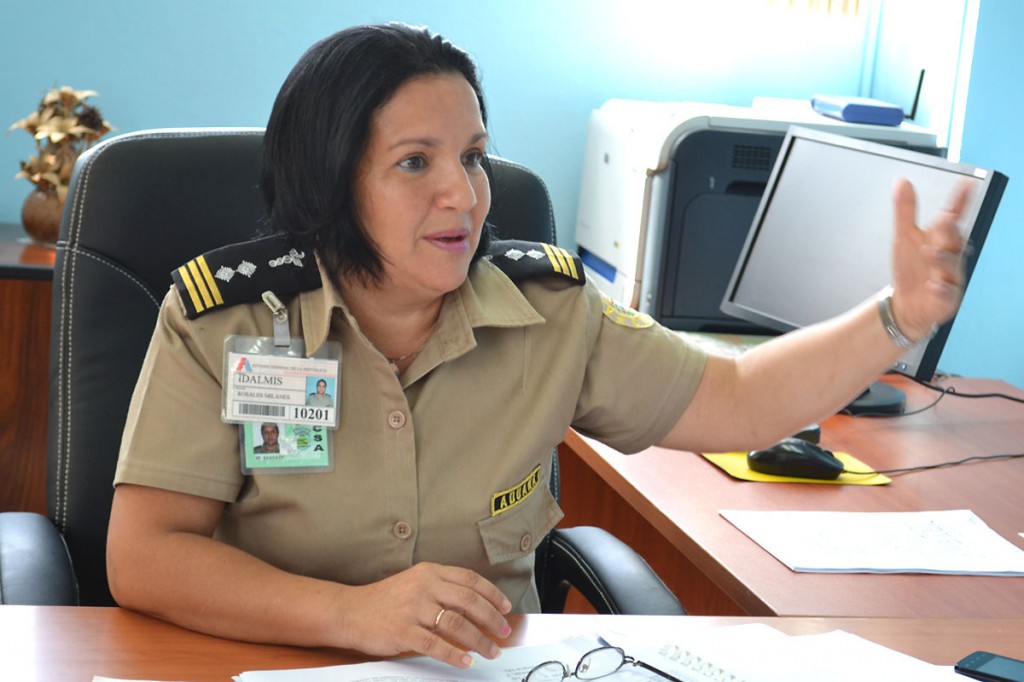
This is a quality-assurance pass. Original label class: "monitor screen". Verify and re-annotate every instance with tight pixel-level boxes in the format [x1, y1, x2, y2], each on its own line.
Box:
[721, 126, 1007, 382]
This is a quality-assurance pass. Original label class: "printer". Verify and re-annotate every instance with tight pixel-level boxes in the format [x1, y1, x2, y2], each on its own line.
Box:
[573, 98, 940, 333]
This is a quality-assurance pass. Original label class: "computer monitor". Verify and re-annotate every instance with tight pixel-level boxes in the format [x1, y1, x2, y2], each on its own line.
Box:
[721, 126, 1007, 412]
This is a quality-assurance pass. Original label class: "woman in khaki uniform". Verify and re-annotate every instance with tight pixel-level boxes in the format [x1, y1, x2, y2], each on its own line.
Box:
[106, 23, 971, 670]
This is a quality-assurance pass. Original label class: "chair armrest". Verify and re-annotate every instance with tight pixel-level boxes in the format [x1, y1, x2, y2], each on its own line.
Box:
[538, 525, 686, 615]
[0, 512, 78, 605]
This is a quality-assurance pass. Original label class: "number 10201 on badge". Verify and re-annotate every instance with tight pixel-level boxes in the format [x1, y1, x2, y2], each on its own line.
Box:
[224, 351, 339, 428]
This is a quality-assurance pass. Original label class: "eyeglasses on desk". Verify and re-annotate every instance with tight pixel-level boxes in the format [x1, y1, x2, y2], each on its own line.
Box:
[522, 645, 685, 682]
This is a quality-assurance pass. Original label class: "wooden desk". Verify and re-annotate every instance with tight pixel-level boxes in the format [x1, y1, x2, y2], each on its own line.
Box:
[0, 222, 54, 514]
[558, 375, 1024, 618]
[1, 607, 1022, 681]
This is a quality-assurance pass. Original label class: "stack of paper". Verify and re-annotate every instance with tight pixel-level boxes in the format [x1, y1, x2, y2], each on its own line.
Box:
[720, 509, 1024, 574]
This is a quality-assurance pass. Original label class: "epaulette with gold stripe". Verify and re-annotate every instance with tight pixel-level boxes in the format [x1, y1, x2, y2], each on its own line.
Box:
[486, 239, 585, 285]
[171, 233, 322, 320]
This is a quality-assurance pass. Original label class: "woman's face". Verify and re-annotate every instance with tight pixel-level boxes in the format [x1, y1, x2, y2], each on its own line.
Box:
[354, 73, 491, 300]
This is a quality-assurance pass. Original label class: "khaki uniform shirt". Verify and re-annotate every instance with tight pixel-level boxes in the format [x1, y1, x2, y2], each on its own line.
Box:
[115, 257, 707, 612]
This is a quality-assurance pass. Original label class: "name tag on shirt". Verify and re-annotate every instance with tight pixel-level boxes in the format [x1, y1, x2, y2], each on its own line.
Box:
[222, 335, 341, 429]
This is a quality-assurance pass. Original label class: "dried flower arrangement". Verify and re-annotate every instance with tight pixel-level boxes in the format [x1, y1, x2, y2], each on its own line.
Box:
[9, 86, 113, 242]
[10, 86, 113, 201]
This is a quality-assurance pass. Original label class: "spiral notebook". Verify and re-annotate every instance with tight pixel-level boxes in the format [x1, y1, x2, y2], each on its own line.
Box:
[610, 624, 961, 682]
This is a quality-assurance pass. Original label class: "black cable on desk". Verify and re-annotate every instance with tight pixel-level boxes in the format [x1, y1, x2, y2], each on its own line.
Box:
[901, 371, 1024, 404]
[841, 372, 1024, 418]
[839, 374, 1024, 475]
[844, 451, 1024, 477]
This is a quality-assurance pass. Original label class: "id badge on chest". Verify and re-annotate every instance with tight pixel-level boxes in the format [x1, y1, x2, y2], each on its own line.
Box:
[223, 336, 340, 428]
[239, 421, 332, 474]
[222, 292, 340, 474]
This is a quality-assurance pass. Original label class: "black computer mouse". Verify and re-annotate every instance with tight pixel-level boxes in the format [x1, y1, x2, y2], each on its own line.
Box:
[747, 438, 844, 480]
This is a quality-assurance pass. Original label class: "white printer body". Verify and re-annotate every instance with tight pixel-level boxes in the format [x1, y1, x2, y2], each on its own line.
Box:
[573, 99, 939, 332]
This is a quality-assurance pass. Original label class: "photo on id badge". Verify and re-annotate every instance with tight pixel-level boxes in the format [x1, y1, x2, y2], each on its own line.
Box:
[305, 376, 335, 408]
[240, 421, 333, 474]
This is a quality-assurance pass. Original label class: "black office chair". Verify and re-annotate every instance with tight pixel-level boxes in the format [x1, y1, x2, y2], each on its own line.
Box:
[0, 128, 685, 616]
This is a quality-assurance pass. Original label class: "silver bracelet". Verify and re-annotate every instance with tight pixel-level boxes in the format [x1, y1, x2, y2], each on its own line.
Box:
[876, 287, 936, 348]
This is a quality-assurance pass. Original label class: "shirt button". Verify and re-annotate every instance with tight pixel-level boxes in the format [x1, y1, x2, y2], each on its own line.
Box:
[519, 533, 533, 552]
[387, 410, 406, 429]
[393, 521, 413, 539]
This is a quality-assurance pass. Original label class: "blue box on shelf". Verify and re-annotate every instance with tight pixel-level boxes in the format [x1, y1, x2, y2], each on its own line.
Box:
[810, 95, 905, 126]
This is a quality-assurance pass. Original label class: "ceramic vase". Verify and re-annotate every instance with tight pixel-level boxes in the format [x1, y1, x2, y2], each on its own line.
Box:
[21, 189, 63, 244]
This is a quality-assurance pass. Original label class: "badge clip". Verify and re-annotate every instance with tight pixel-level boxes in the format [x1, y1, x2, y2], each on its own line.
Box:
[261, 291, 291, 348]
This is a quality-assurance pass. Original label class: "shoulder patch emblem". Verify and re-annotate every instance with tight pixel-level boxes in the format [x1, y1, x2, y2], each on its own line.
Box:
[171, 233, 322, 319]
[486, 239, 585, 285]
[600, 291, 655, 329]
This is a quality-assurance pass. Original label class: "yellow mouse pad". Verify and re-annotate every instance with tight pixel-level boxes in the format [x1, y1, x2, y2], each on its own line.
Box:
[701, 451, 891, 485]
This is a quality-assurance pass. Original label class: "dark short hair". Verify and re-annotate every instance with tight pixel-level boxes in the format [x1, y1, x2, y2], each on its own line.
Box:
[261, 23, 491, 284]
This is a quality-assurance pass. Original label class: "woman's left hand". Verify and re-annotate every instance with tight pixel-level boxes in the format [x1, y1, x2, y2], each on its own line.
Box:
[889, 178, 973, 341]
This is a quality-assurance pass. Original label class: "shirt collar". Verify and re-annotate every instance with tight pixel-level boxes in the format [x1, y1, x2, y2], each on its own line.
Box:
[298, 255, 345, 356]
[297, 257, 546, 357]
[457, 258, 547, 329]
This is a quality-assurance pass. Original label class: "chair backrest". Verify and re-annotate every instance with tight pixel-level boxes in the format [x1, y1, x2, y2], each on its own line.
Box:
[48, 128, 557, 605]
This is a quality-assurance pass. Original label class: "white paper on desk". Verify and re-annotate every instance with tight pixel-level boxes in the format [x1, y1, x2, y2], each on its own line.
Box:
[232, 626, 961, 682]
[721, 508, 1024, 574]
[610, 623, 961, 681]
[234, 635, 604, 682]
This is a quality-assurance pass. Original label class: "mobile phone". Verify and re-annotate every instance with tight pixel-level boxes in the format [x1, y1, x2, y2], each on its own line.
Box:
[955, 651, 1024, 682]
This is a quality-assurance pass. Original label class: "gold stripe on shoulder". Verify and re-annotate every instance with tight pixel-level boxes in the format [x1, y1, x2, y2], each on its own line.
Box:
[542, 243, 565, 276]
[196, 255, 224, 306]
[550, 243, 571, 275]
[186, 259, 215, 309]
[557, 246, 579, 280]
[177, 265, 204, 314]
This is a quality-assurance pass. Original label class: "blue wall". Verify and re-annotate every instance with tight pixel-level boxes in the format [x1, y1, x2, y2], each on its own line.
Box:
[1, 0, 867, 238]
[4, 1, 1016, 386]
[943, 0, 1023, 387]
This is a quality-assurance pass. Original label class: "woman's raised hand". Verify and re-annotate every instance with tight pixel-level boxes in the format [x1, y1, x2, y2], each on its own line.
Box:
[889, 178, 973, 341]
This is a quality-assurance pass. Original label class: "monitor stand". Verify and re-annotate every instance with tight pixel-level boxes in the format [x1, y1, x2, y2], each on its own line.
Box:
[844, 381, 906, 416]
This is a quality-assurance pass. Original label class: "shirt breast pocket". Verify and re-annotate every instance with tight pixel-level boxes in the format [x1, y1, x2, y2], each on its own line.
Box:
[477, 485, 564, 565]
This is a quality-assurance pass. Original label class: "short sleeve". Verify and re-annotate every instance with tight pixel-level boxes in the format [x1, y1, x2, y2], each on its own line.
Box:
[114, 288, 248, 502]
[572, 283, 707, 453]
